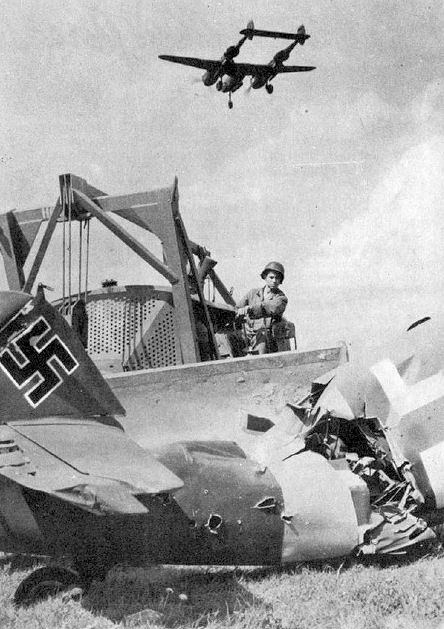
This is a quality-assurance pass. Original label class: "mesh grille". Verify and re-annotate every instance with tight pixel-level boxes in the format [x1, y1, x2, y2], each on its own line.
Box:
[86, 290, 179, 369]
[128, 306, 178, 369]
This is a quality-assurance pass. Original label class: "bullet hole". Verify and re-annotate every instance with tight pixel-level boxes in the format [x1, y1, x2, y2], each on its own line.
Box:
[253, 497, 278, 513]
[255, 465, 267, 475]
[281, 514, 293, 524]
[205, 513, 223, 534]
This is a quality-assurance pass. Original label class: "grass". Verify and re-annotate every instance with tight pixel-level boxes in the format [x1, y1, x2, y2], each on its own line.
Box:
[1, 550, 444, 628]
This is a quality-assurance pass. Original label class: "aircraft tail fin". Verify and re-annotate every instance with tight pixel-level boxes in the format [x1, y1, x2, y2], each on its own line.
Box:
[0, 289, 125, 421]
[297, 25, 306, 44]
[245, 20, 255, 40]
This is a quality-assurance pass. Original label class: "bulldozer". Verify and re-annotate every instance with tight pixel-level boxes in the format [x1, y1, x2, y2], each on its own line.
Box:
[0, 173, 346, 443]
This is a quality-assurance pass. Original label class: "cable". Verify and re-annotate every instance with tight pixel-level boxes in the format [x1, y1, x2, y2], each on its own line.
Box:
[78, 219, 83, 300]
[84, 219, 90, 305]
[67, 177, 72, 314]
[62, 174, 66, 313]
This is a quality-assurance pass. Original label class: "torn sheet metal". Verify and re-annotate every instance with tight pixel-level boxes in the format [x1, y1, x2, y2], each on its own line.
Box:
[268, 451, 362, 562]
[310, 317, 444, 510]
[359, 508, 435, 555]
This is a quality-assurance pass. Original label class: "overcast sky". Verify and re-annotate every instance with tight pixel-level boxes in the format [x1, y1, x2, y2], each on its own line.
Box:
[1, 1, 443, 352]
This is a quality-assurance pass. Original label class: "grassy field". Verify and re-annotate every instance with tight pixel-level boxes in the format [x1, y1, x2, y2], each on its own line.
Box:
[2, 549, 444, 629]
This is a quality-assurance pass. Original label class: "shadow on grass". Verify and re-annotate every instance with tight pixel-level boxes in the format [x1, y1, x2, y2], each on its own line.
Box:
[83, 565, 272, 627]
[228, 539, 444, 583]
[82, 548, 443, 627]
[0, 554, 45, 573]
[6, 541, 444, 625]
[359, 539, 444, 569]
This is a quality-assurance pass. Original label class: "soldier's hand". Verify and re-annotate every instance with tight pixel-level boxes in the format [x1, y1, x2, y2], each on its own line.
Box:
[236, 306, 249, 317]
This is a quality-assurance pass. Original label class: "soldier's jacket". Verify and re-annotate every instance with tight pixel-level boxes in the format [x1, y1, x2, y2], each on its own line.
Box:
[236, 286, 288, 332]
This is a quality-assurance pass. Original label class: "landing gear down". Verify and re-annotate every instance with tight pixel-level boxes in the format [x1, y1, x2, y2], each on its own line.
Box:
[265, 83, 274, 94]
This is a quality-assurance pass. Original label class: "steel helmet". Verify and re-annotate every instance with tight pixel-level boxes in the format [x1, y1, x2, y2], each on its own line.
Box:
[261, 261, 285, 281]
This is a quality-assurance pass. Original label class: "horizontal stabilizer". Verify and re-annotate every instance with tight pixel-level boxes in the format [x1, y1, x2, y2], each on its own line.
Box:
[11, 420, 184, 495]
[239, 27, 310, 41]
[2, 420, 184, 515]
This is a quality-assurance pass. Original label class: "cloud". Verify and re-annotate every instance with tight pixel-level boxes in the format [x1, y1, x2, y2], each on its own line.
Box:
[410, 79, 444, 130]
[299, 134, 444, 297]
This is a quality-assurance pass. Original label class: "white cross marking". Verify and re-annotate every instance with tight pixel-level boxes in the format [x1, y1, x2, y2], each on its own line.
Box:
[371, 358, 444, 422]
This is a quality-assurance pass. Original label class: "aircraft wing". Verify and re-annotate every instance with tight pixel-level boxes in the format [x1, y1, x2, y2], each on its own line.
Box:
[233, 63, 272, 77]
[234, 63, 316, 77]
[278, 65, 316, 73]
[159, 55, 221, 71]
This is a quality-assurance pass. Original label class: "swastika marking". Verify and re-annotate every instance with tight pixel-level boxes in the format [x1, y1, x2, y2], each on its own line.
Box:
[0, 316, 79, 408]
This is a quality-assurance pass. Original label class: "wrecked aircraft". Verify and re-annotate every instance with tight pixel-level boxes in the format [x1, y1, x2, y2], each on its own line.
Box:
[0, 290, 442, 604]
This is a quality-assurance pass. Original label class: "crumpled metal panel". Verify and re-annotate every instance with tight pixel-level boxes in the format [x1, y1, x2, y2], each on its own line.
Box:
[313, 317, 444, 509]
[55, 480, 152, 515]
[268, 451, 362, 562]
[359, 508, 436, 555]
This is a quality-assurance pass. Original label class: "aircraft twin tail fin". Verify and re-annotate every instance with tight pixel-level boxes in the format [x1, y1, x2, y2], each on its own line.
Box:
[297, 25, 307, 44]
[244, 20, 254, 40]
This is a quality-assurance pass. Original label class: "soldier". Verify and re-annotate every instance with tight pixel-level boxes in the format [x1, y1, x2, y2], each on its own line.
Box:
[236, 261, 288, 354]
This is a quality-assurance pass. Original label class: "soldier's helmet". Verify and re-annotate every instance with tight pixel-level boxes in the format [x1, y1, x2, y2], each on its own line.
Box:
[261, 261, 285, 282]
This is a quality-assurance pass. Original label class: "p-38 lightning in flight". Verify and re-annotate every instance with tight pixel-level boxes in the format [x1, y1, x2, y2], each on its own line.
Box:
[159, 22, 315, 109]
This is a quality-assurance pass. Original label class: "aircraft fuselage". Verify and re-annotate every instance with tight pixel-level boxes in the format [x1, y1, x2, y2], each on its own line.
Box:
[0, 438, 388, 578]
[202, 56, 238, 87]
[217, 74, 244, 93]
